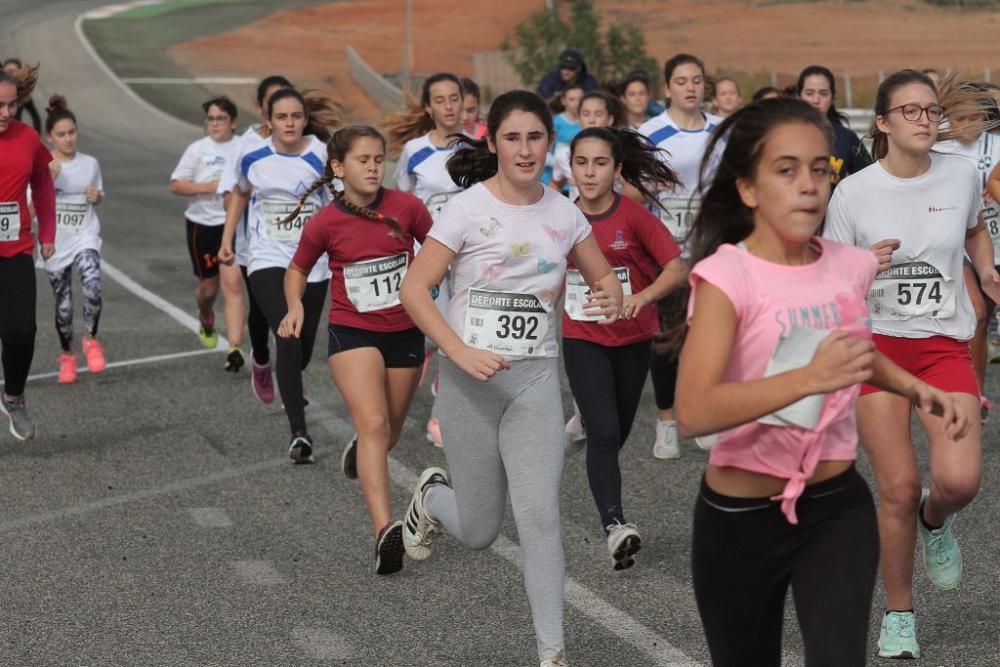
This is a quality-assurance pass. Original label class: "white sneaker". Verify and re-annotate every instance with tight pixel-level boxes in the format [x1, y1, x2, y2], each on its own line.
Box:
[402, 467, 449, 561]
[540, 651, 569, 667]
[652, 420, 680, 459]
[564, 411, 586, 454]
[606, 522, 641, 571]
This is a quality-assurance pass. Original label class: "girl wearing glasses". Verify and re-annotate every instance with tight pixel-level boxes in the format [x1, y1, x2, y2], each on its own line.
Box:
[170, 96, 242, 366]
[797, 65, 872, 189]
[824, 69, 999, 660]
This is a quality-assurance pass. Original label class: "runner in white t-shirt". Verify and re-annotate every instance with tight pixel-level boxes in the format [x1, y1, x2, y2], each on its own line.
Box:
[935, 82, 1000, 404]
[823, 69, 1000, 661]
[638, 53, 723, 460]
[215, 75, 293, 404]
[397, 90, 622, 667]
[388, 73, 466, 448]
[170, 96, 243, 371]
[37, 96, 106, 384]
[219, 88, 333, 465]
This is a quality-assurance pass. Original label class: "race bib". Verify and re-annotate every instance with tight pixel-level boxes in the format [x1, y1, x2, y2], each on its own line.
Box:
[867, 261, 956, 321]
[425, 190, 461, 221]
[982, 199, 1000, 263]
[344, 253, 408, 313]
[260, 199, 315, 242]
[56, 195, 90, 234]
[463, 289, 548, 357]
[0, 202, 20, 242]
[657, 196, 697, 242]
[564, 267, 631, 322]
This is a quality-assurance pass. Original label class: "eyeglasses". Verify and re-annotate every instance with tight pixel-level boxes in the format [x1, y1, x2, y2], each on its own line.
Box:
[886, 103, 945, 123]
[205, 115, 231, 124]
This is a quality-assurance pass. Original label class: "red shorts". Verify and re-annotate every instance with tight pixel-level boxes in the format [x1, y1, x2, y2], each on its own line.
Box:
[861, 334, 979, 396]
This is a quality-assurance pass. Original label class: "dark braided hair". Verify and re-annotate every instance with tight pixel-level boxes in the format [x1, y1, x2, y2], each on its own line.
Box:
[282, 125, 403, 239]
[569, 127, 678, 203]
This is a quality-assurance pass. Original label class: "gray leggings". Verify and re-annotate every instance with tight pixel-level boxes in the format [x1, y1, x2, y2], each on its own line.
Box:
[46, 249, 102, 352]
[426, 357, 566, 662]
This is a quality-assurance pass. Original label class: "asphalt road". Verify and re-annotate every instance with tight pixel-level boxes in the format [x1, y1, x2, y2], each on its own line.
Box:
[1, 3, 998, 666]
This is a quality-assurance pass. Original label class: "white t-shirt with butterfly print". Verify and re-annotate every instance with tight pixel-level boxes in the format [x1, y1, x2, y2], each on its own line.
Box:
[428, 182, 592, 359]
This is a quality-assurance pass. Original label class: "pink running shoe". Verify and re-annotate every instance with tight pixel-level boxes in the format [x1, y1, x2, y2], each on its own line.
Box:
[82, 336, 107, 373]
[58, 352, 78, 384]
[426, 417, 443, 448]
[252, 359, 275, 404]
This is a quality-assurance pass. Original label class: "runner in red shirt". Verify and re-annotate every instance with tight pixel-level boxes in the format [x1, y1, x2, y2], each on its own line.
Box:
[278, 125, 432, 575]
[561, 126, 686, 570]
[0, 65, 56, 440]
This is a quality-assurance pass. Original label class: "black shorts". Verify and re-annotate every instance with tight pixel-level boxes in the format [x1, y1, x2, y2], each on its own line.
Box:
[186, 219, 224, 279]
[328, 324, 425, 368]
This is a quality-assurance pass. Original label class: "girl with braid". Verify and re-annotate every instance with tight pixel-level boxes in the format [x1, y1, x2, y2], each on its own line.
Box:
[218, 88, 332, 464]
[278, 126, 432, 575]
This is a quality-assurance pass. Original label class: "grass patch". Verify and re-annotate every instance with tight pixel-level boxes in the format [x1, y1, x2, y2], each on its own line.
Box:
[82, 0, 331, 125]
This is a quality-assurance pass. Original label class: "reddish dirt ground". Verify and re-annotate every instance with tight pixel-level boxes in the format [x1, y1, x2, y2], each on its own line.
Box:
[169, 0, 1000, 120]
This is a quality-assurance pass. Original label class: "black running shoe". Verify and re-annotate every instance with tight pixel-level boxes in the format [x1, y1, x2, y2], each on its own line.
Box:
[225, 347, 245, 373]
[288, 431, 314, 464]
[375, 521, 405, 575]
[341, 434, 358, 480]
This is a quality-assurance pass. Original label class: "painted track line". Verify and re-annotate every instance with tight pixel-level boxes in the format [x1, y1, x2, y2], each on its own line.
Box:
[7, 347, 223, 387]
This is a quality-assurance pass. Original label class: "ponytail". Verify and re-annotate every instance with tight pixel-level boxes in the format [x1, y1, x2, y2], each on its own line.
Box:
[385, 72, 463, 155]
[0, 62, 39, 105]
[569, 127, 678, 202]
[447, 89, 554, 188]
[267, 88, 345, 143]
[44, 95, 76, 134]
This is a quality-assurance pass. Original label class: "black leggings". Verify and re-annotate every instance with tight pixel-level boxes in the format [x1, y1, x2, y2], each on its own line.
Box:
[563, 337, 650, 528]
[0, 254, 36, 396]
[692, 466, 878, 667]
[649, 349, 678, 411]
[241, 264, 271, 365]
[247, 268, 327, 433]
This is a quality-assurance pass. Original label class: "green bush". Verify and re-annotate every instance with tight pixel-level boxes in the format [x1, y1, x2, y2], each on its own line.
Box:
[500, 0, 659, 89]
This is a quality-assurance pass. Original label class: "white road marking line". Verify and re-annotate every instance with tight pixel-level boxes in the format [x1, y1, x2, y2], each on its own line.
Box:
[83, 0, 164, 20]
[188, 507, 233, 528]
[6, 347, 222, 387]
[290, 627, 358, 660]
[232, 560, 286, 585]
[101, 260, 205, 335]
[316, 404, 703, 667]
[0, 458, 286, 533]
[73, 10, 200, 132]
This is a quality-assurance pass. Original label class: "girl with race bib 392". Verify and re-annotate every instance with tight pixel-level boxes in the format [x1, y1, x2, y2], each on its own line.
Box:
[386, 72, 466, 449]
[398, 90, 622, 667]
[638, 52, 724, 459]
[218, 88, 334, 465]
[561, 125, 686, 571]
[823, 69, 999, 660]
[277, 125, 433, 576]
[677, 96, 967, 667]
[38, 95, 107, 384]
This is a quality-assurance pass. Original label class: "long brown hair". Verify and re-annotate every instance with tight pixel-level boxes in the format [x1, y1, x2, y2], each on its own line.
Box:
[0, 62, 39, 105]
[266, 88, 345, 143]
[283, 125, 403, 239]
[384, 73, 462, 155]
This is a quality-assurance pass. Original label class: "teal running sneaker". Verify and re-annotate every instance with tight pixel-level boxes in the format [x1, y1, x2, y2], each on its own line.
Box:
[878, 611, 920, 659]
[918, 488, 962, 590]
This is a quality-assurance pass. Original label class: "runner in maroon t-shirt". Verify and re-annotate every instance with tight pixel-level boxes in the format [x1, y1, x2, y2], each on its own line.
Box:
[278, 125, 432, 575]
[561, 126, 686, 570]
[0, 65, 56, 441]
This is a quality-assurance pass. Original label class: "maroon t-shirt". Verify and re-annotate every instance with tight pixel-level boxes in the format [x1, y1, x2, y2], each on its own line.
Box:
[562, 194, 680, 346]
[293, 187, 432, 331]
[0, 120, 55, 257]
